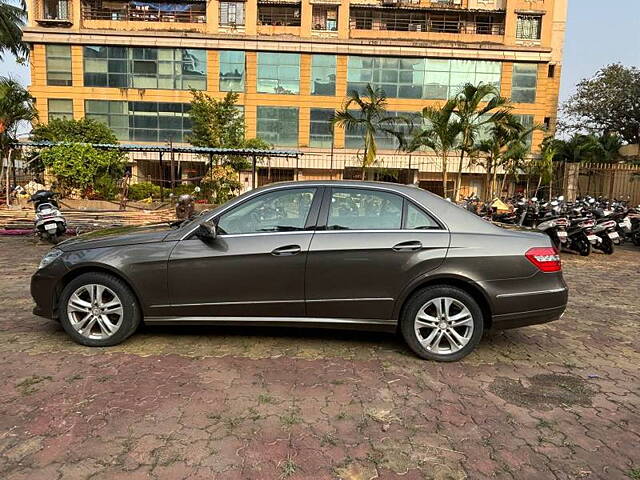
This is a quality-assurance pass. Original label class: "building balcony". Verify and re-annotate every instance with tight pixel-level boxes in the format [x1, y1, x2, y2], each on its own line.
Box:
[81, 0, 206, 26]
[257, 2, 301, 35]
[349, 6, 504, 40]
[35, 0, 73, 26]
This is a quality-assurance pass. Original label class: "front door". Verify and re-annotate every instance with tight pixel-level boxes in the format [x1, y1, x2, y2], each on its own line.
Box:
[305, 187, 450, 320]
[167, 187, 321, 318]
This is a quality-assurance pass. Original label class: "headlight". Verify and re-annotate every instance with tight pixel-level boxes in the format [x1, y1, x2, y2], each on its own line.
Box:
[39, 249, 63, 269]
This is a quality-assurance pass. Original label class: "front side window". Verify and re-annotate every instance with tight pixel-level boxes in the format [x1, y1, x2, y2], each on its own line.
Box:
[218, 188, 317, 234]
[219, 50, 245, 92]
[256, 106, 299, 147]
[327, 188, 403, 230]
[257, 52, 300, 94]
[511, 63, 537, 103]
[516, 14, 542, 40]
[46, 44, 72, 86]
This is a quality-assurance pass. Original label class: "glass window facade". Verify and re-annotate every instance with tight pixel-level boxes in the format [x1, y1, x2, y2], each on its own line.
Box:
[219, 50, 245, 92]
[48, 99, 73, 121]
[256, 106, 299, 147]
[347, 56, 501, 100]
[511, 63, 537, 103]
[85, 100, 191, 142]
[257, 53, 300, 94]
[46, 44, 72, 86]
[311, 55, 336, 96]
[309, 108, 334, 148]
[83, 46, 207, 90]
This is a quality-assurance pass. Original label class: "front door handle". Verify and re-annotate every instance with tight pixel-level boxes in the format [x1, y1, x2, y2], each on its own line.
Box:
[271, 245, 302, 256]
[392, 240, 423, 252]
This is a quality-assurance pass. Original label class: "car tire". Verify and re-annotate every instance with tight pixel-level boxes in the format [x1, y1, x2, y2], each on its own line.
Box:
[59, 272, 141, 347]
[400, 286, 484, 362]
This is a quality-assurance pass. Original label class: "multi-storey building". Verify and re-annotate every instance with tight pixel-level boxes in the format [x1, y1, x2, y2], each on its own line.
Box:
[24, 0, 567, 195]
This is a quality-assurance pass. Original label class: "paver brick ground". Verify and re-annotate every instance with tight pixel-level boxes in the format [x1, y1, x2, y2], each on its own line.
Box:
[0, 236, 638, 479]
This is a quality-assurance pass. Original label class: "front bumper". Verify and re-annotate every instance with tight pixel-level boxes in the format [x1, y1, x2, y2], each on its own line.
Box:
[30, 262, 66, 321]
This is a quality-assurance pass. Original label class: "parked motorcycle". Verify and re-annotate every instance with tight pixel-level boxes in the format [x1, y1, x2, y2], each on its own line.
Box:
[28, 190, 67, 243]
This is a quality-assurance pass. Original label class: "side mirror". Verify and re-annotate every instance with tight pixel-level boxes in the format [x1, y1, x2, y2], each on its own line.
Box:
[195, 220, 217, 242]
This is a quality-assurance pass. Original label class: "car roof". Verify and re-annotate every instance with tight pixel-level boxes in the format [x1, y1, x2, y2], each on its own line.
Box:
[254, 180, 499, 233]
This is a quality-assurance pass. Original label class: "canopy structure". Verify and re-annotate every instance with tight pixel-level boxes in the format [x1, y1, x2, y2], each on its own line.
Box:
[11, 141, 304, 202]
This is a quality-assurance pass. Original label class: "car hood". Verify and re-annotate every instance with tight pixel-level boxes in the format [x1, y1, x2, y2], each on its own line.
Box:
[57, 223, 175, 252]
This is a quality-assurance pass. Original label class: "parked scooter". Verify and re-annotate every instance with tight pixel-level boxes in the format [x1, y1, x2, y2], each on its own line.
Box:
[28, 190, 67, 243]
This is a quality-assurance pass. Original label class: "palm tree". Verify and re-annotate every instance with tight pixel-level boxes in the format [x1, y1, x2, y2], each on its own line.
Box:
[535, 139, 557, 199]
[452, 83, 512, 200]
[333, 84, 405, 180]
[403, 99, 461, 198]
[499, 122, 542, 195]
[474, 114, 527, 200]
[0, 0, 28, 60]
[0, 77, 38, 187]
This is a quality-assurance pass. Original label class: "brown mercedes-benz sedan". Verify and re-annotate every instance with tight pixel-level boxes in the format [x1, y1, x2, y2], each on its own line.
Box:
[31, 181, 568, 361]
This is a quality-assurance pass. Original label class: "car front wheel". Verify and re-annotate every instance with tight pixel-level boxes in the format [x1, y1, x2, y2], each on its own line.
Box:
[59, 272, 141, 347]
[400, 286, 484, 362]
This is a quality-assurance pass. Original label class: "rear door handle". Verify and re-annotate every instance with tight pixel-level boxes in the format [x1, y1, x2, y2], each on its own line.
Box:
[271, 245, 302, 256]
[392, 241, 423, 252]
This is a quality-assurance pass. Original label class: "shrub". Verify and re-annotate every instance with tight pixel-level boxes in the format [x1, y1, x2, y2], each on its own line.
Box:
[128, 182, 161, 201]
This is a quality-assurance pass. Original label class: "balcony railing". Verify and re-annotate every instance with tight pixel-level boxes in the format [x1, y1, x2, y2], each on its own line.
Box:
[258, 5, 301, 27]
[81, 0, 206, 24]
[350, 8, 504, 35]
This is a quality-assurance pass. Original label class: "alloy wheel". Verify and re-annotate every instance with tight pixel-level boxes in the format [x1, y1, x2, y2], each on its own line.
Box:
[66, 284, 124, 340]
[414, 297, 474, 355]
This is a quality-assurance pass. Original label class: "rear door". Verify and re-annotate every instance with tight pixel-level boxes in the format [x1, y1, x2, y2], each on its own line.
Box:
[305, 187, 450, 320]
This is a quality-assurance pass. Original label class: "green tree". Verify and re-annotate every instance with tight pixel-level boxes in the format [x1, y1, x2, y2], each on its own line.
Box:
[40, 143, 125, 197]
[0, 76, 37, 187]
[452, 83, 512, 200]
[32, 117, 120, 144]
[475, 114, 527, 200]
[31, 118, 126, 198]
[544, 134, 609, 164]
[535, 138, 558, 199]
[333, 84, 405, 180]
[0, 0, 27, 60]
[188, 90, 271, 175]
[188, 91, 246, 149]
[403, 99, 461, 198]
[560, 64, 640, 144]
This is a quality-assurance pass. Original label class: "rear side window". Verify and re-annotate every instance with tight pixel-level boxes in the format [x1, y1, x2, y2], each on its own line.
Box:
[327, 188, 403, 230]
[405, 202, 440, 230]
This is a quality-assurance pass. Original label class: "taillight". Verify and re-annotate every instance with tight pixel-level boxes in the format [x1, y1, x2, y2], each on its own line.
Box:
[525, 247, 562, 273]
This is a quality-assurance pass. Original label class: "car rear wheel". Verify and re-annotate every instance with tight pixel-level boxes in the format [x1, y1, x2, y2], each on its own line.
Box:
[59, 272, 141, 347]
[400, 286, 484, 362]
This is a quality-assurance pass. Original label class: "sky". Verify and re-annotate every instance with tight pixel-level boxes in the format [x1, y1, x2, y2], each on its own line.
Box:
[1, 0, 639, 104]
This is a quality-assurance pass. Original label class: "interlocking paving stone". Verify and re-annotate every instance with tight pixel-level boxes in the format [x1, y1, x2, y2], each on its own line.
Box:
[0, 236, 638, 479]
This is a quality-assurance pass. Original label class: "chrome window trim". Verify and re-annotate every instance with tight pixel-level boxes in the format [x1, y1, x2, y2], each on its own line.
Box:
[180, 183, 449, 240]
[313, 229, 447, 234]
